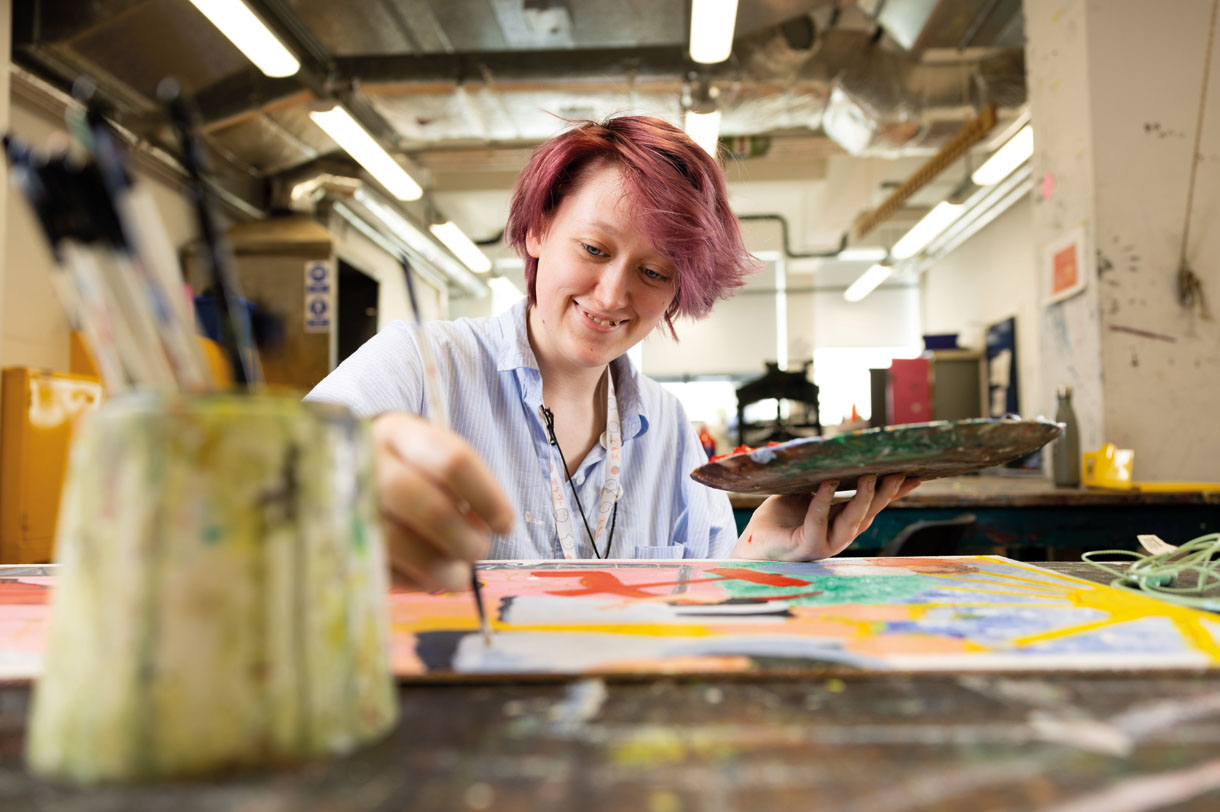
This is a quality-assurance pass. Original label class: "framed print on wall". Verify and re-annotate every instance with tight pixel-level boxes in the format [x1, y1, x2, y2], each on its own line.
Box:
[1044, 226, 1089, 305]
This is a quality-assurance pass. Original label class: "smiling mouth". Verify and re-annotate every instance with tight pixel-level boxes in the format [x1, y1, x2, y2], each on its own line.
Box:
[578, 305, 624, 328]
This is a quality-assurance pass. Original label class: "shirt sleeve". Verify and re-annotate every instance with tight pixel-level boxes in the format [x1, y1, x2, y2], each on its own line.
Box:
[670, 402, 738, 559]
[304, 322, 424, 419]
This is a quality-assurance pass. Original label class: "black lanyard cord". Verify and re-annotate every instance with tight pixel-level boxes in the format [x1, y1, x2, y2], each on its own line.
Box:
[541, 404, 618, 559]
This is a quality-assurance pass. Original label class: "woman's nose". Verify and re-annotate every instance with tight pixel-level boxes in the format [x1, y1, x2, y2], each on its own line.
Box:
[591, 261, 631, 309]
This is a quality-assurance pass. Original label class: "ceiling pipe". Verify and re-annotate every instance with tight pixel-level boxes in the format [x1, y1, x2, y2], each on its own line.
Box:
[738, 214, 845, 260]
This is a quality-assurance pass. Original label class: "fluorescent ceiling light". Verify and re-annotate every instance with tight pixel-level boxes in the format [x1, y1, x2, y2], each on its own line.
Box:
[309, 106, 423, 201]
[822, 86, 878, 156]
[430, 221, 492, 274]
[683, 109, 722, 157]
[971, 125, 1034, 186]
[891, 201, 965, 260]
[353, 188, 486, 296]
[689, 0, 739, 64]
[187, 0, 300, 78]
[836, 247, 889, 263]
[844, 264, 893, 303]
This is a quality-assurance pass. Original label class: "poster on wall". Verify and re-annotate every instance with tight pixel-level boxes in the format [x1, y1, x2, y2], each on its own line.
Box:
[1043, 226, 1089, 305]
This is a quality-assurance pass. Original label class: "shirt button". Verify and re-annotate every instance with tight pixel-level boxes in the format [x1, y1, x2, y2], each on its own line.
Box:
[574, 474, 585, 485]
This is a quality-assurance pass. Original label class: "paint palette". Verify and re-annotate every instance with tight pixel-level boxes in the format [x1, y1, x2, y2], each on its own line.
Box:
[690, 418, 1062, 495]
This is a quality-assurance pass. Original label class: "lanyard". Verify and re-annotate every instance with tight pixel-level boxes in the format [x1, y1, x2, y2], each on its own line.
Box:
[544, 369, 623, 560]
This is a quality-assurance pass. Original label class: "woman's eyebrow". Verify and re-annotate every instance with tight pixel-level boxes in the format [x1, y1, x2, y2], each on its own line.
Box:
[585, 219, 623, 237]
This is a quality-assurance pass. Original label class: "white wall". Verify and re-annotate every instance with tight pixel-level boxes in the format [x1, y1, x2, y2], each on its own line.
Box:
[921, 196, 1042, 419]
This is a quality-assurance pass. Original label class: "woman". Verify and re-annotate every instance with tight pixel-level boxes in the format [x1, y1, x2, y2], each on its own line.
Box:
[307, 116, 919, 592]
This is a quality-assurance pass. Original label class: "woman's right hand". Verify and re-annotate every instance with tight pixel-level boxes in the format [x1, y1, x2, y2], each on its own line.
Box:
[371, 412, 515, 593]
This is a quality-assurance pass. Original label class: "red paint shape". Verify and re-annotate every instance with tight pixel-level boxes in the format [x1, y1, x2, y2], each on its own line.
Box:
[746, 535, 753, 544]
[533, 570, 666, 599]
[705, 567, 810, 587]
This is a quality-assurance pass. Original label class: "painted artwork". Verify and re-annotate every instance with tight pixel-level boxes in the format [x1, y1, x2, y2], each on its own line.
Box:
[5, 557, 1220, 680]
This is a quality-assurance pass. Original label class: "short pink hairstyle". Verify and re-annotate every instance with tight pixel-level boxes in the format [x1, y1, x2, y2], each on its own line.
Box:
[506, 115, 756, 336]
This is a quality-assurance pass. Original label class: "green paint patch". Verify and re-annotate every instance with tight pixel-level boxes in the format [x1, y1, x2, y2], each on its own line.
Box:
[710, 564, 928, 607]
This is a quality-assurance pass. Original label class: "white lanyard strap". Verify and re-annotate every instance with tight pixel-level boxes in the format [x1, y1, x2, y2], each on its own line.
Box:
[545, 370, 622, 560]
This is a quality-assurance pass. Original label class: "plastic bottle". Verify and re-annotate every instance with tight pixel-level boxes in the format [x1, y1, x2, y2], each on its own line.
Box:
[1053, 385, 1080, 487]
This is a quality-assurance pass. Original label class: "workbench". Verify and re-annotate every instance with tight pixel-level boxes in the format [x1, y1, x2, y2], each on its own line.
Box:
[731, 475, 1220, 559]
[3, 561, 1220, 810]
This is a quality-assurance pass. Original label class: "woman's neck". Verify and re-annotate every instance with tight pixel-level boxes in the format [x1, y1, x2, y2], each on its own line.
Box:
[526, 305, 609, 408]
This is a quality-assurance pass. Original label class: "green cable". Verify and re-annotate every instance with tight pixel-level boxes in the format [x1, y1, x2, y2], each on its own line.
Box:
[1083, 533, 1220, 612]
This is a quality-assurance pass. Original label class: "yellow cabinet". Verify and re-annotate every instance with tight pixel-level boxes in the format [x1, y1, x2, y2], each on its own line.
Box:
[0, 368, 102, 563]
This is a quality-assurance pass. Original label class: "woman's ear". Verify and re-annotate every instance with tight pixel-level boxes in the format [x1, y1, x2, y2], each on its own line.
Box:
[525, 227, 542, 259]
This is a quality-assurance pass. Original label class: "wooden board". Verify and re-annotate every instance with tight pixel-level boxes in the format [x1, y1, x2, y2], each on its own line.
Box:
[691, 418, 1062, 495]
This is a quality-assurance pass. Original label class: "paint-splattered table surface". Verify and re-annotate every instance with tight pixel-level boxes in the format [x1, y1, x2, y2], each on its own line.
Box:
[3, 562, 1220, 811]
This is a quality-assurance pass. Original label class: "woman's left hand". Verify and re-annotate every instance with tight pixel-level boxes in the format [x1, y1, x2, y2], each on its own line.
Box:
[733, 473, 921, 560]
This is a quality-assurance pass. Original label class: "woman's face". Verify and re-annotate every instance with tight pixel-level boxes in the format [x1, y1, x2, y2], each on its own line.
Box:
[526, 162, 676, 375]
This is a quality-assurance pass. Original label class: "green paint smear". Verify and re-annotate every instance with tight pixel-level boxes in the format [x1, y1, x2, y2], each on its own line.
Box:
[709, 563, 929, 607]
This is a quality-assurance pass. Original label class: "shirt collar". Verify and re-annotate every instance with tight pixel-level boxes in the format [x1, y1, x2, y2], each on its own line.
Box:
[495, 299, 649, 440]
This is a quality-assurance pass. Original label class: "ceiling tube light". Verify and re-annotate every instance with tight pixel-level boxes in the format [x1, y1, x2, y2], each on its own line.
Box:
[689, 0, 740, 64]
[836, 246, 889, 263]
[187, 0, 300, 77]
[683, 109, 722, 156]
[844, 264, 893, 303]
[891, 201, 966, 260]
[430, 221, 492, 273]
[352, 189, 487, 296]
[971, 124, 1033, 186]
[309, 106, 423, 201]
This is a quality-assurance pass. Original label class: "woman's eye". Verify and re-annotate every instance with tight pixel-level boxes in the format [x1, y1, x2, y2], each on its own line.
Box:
[642, 267, 669, 282]
[581, 242, 606, 257]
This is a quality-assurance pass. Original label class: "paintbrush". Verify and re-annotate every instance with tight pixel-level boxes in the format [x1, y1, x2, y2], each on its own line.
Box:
[399, 256, 493, 647]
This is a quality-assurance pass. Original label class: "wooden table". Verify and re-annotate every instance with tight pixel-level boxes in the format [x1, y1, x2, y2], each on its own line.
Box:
[731, 475, 1220, 559]
[3, 562, 1220, 810]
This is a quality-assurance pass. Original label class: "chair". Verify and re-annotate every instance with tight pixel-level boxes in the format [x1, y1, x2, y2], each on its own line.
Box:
[879, 513, 978, 557]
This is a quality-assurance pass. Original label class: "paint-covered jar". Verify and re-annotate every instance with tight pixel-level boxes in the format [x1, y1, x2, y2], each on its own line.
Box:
[26, 393, 397, 783]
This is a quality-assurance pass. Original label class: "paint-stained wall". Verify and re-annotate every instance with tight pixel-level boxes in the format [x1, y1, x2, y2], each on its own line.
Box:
[921, 197, 1042, 421]
[1028, 0, 1220, 481]
[1087, 0, 1220, 480]
[1026, 0, 1106, 461]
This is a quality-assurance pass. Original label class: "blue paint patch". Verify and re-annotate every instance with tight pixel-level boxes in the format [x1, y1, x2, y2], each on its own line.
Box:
[749, 447, 777, 464]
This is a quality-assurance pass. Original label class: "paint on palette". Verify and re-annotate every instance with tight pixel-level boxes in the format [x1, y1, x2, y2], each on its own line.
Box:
[6, 557, 1220, 680]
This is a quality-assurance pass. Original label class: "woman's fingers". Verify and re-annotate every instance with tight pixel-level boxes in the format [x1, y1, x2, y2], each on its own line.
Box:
[371, 411, 514, 590]
[376, 451, 491, 562]
[825, 474, 877, 555]
[784, 480, 836, 560]
[855, 474, 906, 535]
[382, 516, 472, 593]
[374, 412, 515, 536]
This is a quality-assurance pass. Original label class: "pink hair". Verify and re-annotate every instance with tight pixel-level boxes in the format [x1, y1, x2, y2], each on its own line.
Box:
[506, 115, 757, 337]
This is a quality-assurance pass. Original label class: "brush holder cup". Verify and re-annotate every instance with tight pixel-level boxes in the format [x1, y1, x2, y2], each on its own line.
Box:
[26, 393, 397, 783]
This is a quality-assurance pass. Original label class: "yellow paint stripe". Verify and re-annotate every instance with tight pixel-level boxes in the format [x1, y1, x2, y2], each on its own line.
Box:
[985, 556, 1107, 588]
[1010, 617, 1121, 647]
[1173, 617, 1220, 663]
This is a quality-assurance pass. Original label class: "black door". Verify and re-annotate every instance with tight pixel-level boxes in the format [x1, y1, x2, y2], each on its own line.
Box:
[337, 261, 380, 365]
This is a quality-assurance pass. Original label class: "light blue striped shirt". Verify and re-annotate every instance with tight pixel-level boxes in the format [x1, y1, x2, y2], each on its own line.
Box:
[306, 299, 737, 560]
